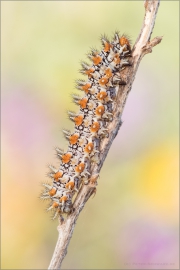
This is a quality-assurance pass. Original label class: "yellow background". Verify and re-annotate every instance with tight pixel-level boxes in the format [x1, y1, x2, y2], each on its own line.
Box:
[1, 1, 179, 269]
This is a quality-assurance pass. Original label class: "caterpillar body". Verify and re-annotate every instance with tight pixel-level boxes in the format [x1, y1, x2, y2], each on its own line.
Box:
[41, 33, 132, 219]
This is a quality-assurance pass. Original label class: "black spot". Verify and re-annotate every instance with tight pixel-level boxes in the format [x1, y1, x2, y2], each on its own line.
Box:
[106, 102, 113, 112]
[108, 87, 116, 99]
[73, 144, 78, 149]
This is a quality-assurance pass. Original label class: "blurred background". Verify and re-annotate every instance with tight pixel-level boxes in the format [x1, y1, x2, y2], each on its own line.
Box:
[1, 1, 179, 269]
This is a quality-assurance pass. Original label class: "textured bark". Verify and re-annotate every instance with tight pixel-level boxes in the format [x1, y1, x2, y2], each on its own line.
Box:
[48, 1, 162, 269]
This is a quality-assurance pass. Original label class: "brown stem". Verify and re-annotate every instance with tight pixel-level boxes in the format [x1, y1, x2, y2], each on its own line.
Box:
[48, 1, 162, 269]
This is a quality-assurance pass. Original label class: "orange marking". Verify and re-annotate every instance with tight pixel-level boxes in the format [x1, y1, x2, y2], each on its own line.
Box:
[62, 153, 72, 163]
[84, 142, 94, 154]
[119, 36, 131, 51]
[65, 181, 75, 190]
[52, 202, 59, 208]
[85, 68, 95, 77]
[60, 196, 68, 203]
[74, 115, 83, 126]
[95, 105, 105, 117]
[90, 121, 100, 133]
[99, 77, 108, 86]
[49, 188, 57, 196]
[75, 163, 85, 173]
[113, 54, 120, 64]
[104, 42, 112, 52]
[104, 68, 113, 78]
[82, 83, 91, 93]
[69, 133, 79, 145]
[97, 91, 108, 101]
[119, 36, 130, 47]
[54, 171, 63, 181]
[92, 55, 102, 65]
[79, 98, 88, 109]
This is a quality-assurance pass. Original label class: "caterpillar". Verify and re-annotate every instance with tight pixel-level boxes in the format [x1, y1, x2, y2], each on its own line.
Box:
[41, 32, 132, 219]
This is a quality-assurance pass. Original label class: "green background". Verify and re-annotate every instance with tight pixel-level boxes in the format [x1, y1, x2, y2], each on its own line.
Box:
[1, 1, 179, 269]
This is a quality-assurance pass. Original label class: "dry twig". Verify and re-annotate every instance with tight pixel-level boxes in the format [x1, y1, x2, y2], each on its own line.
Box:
[48, 1, 162, 269]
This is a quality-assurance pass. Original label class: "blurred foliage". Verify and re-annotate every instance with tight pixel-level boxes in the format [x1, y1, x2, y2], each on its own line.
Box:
[1, 1, 179, 269]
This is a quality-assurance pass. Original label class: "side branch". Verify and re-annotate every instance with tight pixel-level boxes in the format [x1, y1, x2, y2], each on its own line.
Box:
[48, 1, 162, 269]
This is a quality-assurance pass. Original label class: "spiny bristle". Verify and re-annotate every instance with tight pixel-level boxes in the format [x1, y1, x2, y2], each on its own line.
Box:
[72, 94, 81, 104]
[114, 32, 120, 43]
[39, 180, 51, 186]
[42, 183, 53, 190]
[81, 61, 90, 70]
[101, 34, 109, 44]
[79, 69, 86, 76]
[40, 194, 50, 200]
[75, 79, 85, 86]
[62, 129, 71, 139]
[55, 147, 64, 153]
[101, 33, 108, 40]
[46, 205, 54, 212]
[87, 53, 96, 61]
[68, 111, 79, 123]
[51, 210, 59, 220]
[68, 111, 77, 117]
[75, 79, 86, 90]
[113, 30, 120, 38]
[88, 46, 99, 56]
[87, 47, 98, 59]
[72, 93, 81, 99]
[91, 49, 99, 56]
[76, 79, 85, 84]
[45, 172, 53, 179]
[48, 164, 57, 173]
[55, 147, 64, 159]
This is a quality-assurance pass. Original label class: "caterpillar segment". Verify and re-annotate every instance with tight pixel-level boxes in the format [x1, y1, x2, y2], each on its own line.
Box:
[42, 32, 132, 219]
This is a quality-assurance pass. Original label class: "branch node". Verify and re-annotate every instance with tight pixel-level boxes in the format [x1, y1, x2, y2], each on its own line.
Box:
[142, 36, 163, 55]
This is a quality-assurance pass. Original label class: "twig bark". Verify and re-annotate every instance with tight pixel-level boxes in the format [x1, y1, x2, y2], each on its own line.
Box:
[48, 1, 162, 269]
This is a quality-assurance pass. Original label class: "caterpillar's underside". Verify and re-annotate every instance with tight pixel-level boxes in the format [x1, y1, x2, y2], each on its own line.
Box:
[41, 32, 132, 219]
